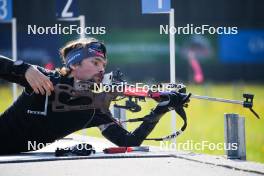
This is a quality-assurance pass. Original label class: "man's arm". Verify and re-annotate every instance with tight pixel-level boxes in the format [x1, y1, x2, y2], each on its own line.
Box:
[0, 55, 54, 95]
[0, 55, 31, 87]
[98, 92, 189, 146]
[98, 111, 164, 147]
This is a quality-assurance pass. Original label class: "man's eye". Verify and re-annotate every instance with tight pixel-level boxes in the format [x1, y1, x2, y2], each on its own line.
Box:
[93, 61, 98, 66]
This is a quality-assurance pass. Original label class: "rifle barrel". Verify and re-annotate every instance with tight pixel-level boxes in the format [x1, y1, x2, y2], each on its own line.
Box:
[191, 94, 244, 105]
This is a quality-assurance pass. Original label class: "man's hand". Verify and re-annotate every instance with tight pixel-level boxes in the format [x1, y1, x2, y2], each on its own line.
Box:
[154, 91, 191, 115]
[25, 66, 54, 95]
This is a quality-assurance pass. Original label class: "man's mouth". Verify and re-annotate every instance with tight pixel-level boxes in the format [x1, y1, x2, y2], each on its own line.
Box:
[94, 73, 104, 82]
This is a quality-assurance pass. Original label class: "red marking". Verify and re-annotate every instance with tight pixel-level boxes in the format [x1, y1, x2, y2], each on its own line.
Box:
[150, 92, 161, 98]
[95, 51, 104, 58]
[123, 86, 149, 97]
[103, 147, 128, 153]
[126, 147, 133, 152]
[44, 62, 55, 70]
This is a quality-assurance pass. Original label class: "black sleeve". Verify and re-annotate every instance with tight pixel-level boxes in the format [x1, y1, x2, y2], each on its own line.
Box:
[99, 111, 164, 147]
[0, 55, 32, 87]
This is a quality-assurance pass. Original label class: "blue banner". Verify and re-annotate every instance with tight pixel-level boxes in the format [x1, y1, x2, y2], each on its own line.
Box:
[219, 30, 264, 63]
[0, 0, 12, 22]
[142, 0, 171, 14]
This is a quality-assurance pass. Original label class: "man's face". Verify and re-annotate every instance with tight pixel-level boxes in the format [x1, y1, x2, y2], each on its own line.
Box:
[71, 57, 107, 83]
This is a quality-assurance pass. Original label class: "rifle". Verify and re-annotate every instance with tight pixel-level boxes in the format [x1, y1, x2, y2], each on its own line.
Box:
[52, 70, 260, 141]
[100, 70, 259, 117]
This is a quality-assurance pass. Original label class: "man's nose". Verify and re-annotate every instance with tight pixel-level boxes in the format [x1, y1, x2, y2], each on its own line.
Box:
[98, 65, 105, 73]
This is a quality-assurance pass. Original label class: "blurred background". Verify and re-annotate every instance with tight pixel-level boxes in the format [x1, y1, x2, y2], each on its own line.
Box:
[0, 0, 264, 82]
[0, 0, 263, 163]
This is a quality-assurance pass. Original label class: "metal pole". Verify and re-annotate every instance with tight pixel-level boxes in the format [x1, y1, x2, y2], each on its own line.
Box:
[169, 8, 176, 144]
[224, 113, 246, 160]
[169, 8, 175, 85]
[79, 15, 85, 39]
[12, 18, 17, 100]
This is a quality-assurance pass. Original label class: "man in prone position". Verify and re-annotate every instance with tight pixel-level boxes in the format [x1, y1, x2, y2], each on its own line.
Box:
[0, 37, 188, 154]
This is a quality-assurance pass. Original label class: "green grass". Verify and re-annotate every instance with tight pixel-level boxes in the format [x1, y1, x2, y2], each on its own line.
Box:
[1, 83, 264, 163]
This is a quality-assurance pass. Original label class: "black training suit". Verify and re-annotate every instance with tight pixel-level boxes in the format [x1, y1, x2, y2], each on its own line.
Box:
[0, 55, 164, 154]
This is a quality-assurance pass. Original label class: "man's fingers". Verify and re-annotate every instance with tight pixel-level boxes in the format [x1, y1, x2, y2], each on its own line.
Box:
[39, 73, 54, 90]
[42, 78, 53, 95]
[42, 82, 52, 96]
[33, 87, 39, 94]
[30, 83, 40, 94]
[44, 79, 54, 91]
[34, 79, 46, 95]
[27, 78, 39, 94]
[43, 87, 51, 96]
[37, 85, 45, 95]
